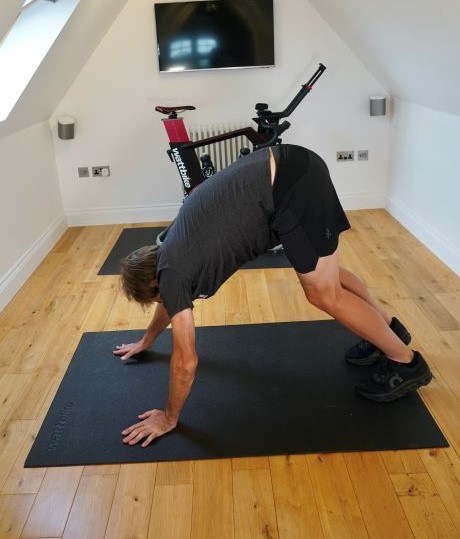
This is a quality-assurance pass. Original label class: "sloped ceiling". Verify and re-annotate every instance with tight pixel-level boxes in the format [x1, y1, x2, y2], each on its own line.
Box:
[308, 0, 460, 116]
[1, 0, 459, 139]
[0, 0, 129, 137]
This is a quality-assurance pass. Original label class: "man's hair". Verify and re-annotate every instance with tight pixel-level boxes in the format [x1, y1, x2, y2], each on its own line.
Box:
[120, 245, 159, 307]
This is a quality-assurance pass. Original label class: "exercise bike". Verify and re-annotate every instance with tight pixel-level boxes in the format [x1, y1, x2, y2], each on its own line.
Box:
[155, 62, 326, 245]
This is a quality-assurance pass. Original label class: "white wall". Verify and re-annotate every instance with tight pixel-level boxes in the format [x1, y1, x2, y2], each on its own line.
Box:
[387, 99, 460, 274]
[0, 0, 128, 311]
[0, 122, 67, 311]
[53, 0, 391, 226]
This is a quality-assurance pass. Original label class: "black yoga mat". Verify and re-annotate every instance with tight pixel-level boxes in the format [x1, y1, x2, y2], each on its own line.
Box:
[99, 227, 164, 275]
[98, 226, 290, 275]
[25, 321, 447, 467]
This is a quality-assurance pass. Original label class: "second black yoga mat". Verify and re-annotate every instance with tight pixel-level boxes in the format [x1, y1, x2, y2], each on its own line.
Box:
[98, 227, 290, 274]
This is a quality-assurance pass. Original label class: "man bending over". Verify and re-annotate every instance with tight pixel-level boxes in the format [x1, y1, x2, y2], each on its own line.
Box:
[114, 144, 432, 448]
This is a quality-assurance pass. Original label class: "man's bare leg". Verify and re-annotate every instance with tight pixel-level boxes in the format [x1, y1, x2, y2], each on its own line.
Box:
[339, 267, 392, 325]
[296, 250, 413, 363]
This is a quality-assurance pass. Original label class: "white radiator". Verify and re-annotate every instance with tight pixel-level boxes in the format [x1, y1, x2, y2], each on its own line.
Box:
[188, 123, 251, 172]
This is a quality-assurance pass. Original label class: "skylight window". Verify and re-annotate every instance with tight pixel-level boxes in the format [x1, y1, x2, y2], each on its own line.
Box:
[0, 0, 81, 122]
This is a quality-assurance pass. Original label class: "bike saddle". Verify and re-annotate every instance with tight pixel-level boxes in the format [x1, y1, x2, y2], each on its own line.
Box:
[155, 105, 196, 118]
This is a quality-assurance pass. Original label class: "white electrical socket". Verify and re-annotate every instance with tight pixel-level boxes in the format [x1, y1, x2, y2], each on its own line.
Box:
[92, 166, 110, 177]
[336, 151, 354, 161]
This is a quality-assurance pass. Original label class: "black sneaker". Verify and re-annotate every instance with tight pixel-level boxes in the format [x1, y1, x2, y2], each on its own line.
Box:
[355, 351, 432, 402]
[345, 317, 411, 365]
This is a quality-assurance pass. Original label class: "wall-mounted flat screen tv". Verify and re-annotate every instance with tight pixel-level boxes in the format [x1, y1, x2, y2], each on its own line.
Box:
[154, 0, 275, 72]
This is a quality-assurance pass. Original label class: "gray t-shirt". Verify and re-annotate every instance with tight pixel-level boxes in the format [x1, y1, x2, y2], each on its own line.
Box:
[157, 147, 274, 318]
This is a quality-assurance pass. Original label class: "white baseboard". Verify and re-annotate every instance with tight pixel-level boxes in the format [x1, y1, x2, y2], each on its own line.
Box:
[386, 196, 459, 275]
[339, 192, 386, 210]
[65, 203, 181, 226]
[0, 213, 68, 312]
[66, 195, 386, 226]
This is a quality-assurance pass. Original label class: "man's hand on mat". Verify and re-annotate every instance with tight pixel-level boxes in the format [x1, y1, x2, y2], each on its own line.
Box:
[122, 409, 177, 447]
[113, 340, 149, 361]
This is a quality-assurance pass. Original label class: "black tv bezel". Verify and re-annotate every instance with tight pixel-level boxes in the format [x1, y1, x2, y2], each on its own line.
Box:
[154, 0, 275, 73]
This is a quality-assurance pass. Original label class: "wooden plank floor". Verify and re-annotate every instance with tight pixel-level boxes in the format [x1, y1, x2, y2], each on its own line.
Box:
[0, 209, 459, 539]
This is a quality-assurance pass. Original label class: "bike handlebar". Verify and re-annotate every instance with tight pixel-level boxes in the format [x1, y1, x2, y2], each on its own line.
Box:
[255, 63, 326, 123]
[251, 63, 326, 148]
[254, 120, 291, 149]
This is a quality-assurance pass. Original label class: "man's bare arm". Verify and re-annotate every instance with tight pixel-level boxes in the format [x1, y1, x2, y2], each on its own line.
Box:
[113, 302, 171, 360]
[121, 308, 198, 446]
[165, 308, 198, 423]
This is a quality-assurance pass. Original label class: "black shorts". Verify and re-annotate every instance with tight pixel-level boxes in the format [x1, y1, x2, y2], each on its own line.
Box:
[271, 145, 350, 273]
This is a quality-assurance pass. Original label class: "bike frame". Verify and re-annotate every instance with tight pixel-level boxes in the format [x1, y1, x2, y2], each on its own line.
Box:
[156, 63, 326, 197]
[161, 122, 266, 196]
